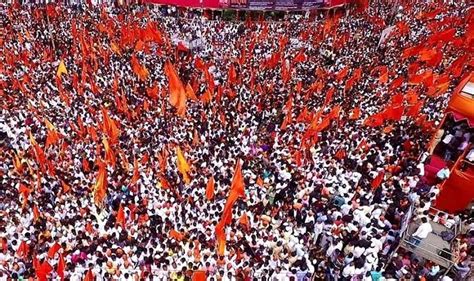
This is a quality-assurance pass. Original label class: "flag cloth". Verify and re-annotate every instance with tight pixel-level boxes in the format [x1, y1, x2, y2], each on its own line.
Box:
[47, 242, 61, 258]
[29, 132, 47, 173]
[213, 160, 246, 255]
[16, 241, 29, 259]
[192, 271, 207, 281]
[371, 171, 385, 190]
[185, 83, 198, 101]
[130, 54, 149, 81]
[239, 213, 250, 230]
[83, 270, 94, 281]
[57, 253, 65, 280]
[101, 108, 120, 144]
[228, 64, 238, 85]
[93, 160, 108, 206]
[116, 204, 125, 227]
[349, 107, 361, 120]
[33, 204, 41, 221]
[165, 61, 187, 116]
[37, 260, 53, 281]
[169, 229, 185, 241]
[176, 147, 191, 184]
[45, 118, 60, 148]
[102, 137, 116, 168]
[230, 160, 245, 196]
[13, 152, 23, 174]
[56, 60, 68, 78]
[61, 180, 70, 193]
[206, 176, 215, 201]
[131, 156, 139, 185]
[215, 221, 226, 256]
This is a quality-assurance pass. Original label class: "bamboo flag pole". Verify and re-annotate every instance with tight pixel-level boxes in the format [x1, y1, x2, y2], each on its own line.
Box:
[45, 4, 56, 52]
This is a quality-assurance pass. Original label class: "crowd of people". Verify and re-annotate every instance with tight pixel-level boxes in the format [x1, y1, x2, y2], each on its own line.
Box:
[0, 1, 473, 280]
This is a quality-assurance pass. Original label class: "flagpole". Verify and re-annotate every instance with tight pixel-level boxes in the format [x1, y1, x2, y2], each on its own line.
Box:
[45, 4, 57, 53]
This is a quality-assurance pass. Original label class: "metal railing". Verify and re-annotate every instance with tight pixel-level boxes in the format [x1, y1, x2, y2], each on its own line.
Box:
[428, 207, 462, 236]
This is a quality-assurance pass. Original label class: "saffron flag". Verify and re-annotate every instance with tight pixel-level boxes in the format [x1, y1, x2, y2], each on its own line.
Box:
[47, 242, 61, 258]
[16, 241, 29, 259]
[131, 156, 139, 185]
[102, 137, 116, 168]
[230, 160, 245, 196]
[239, 213, 250, 230]
[215, 221, 226, 256]
[164, 61, 187, 116]
[83, 270, 94, 281]
[29, 132, 47, 173]
[93, 160, 108, 206]
[37, 260, 53, 281]
[44, 118, 60, 148]
[228, 64, 238, 85]
[56, 60, 68, 78]
[371, 170, 385, 190]
[57, 253, 65, 280]
[185, 83, 198, 101]
[176, 147, 191, 184]
[101, 108, 120, 144]
[206, 176, 215, 201]
[116, 204, 125, 227]
[33, 204, 41, 221]
[169, 229, 185, 241]
[349, 107, 361, 120]
[192, 271, 207, 281]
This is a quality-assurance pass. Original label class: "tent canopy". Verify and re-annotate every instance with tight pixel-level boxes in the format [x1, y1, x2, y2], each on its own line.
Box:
[447, 73, 474, 127]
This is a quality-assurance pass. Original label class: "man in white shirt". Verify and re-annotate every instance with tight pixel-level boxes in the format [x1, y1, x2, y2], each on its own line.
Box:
[410, 217, 433, 248]
[436, 167, 450, 181]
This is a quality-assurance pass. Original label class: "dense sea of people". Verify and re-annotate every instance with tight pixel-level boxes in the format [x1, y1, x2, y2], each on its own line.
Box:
[0, 1, 473, 280]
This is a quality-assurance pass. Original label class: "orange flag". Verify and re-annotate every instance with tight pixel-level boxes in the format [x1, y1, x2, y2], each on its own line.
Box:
[213, 159, 247, 255]
[230, 160, 245, 196]
[238, 213, 250, 230]
[169, 229, 185, 241]
[93, 160, 108, 206]
[56, 60, 68, 78]
[164, 61, 187, 116]
[33, 204, 41, 221]
[83, 270, 94, 281]
[29, 132, 47, 173]
[256, 176, 264, 187]
[294, 49, 306, 63]
[215, 221, 226, 256]
[44, 118, 60, 148]
[159, 175, 171, 189]
[192, 271, 207, 281]
[185, 83, 198, 101]
[206, 176, 215, 201]
[371, 170, 385, 190]
[116, 204, 126, 228]
[349, 107, 361, 120]
[131, 156, 139, 185]
[61, 180, 71, 193]
[57, 253, 65, 280]
[101, 108, 120, 143]
[47, 242, 61, 258]
[37, 260, 53, 281]
[12, 152, 23, 174]
[176, 147, 191, 184]
[228, 63, 238, 85]
[16, 241, 29, 259]
[102, 137, 116, 168]
[130, 54, 149, 81]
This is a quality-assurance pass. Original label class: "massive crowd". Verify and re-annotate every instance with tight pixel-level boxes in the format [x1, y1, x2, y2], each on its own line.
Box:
[0, 1, 473, 280]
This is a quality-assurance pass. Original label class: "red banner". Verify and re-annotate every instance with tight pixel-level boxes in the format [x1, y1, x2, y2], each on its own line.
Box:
[145, 0, 221, 8]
